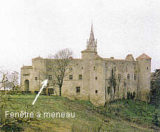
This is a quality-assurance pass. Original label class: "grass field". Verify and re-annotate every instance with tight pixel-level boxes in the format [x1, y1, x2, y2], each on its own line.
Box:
[1, 94, 160, 132]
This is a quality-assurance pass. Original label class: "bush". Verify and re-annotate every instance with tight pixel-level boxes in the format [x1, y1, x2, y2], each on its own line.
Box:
[127, 92, 136, 100]
[0, 93, 36, 131]
[152, 112, 160, 127]
[21, 91, 32, 94]
[150, 69, 160, 107]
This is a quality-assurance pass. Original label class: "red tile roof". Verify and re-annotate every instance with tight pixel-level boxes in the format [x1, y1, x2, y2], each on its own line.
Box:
[136, 53, 151, 60]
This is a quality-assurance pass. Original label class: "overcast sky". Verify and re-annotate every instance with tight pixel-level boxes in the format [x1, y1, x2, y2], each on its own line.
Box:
[0, 0, 160, 72]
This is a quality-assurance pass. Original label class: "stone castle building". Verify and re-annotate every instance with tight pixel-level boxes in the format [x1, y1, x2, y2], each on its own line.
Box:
[21, 25, 151, 106]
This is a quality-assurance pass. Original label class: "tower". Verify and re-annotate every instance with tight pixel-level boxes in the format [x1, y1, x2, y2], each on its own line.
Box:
[80, 25, 98, 101]
[81, 24, 98, 59]
[136, 53, 151, 102]
[86, 24, 97, 52]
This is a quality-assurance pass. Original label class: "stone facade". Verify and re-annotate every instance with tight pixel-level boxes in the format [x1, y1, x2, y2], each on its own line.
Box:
[21, 25, 151, 106]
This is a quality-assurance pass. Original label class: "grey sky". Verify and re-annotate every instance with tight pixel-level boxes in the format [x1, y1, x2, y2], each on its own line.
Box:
[0, 0, 160, 72]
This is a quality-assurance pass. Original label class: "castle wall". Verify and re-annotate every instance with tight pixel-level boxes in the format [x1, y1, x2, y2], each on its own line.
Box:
[105, 59, 138, 101]
[62, 60, 85, 99]
[20, 55, 151, 106]
[21, 57, 47, 92]
[20, 26, 151, 106]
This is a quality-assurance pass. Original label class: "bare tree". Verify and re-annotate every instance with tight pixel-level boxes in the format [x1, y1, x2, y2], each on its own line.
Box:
[0, 70, 9, 94]
[48, 48, 73, 96]
[0, 70, 19, 93]
[8, 71, 19, 91]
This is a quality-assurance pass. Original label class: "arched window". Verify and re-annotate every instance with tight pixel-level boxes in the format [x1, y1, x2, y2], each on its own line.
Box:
[24, 80, 29, 91]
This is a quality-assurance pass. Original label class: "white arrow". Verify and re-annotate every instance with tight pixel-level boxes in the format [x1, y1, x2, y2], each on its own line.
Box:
[32, 79, 48, 105]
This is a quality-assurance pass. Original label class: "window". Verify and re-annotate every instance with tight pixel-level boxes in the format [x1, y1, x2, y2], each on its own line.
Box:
[93, 66, 96, 70]
[43, 88, 46, 92]
[23, 74, 29, 76]
[58, 75, 62, 78]
[95, 90, 98, 94]
[69, 67, 72, 71]
[95, 77, 97, 80]
[35, 77, 38, 80]
[48, 75, 52, 80]
[118, 74, 121, 80]
[127, 74, 130, 79]
[81, 67, 83, 69]
[147, 67, 149, 70]
[107, 87, 111, 94]
[79, 74, 82, 80]
[48, 88, 54, 95]
[47, 68, 52, 71]
[134, 74, 136, 80]
[76, 87, 80, 93]
[69, 75, 73, 80]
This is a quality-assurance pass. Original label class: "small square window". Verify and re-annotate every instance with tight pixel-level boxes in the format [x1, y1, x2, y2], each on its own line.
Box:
[47, 68, 52, 71]
[43, 88, 46, 92]
[69, 75, 73, 80]
[58, 75, 62, 78]
[134, 74, 136, 80]
[48, 75, 52, 80]
[95, 90, 98, 94]
[48, 88, 54, 95]
[95, 77, 97, 80]
[79, 74, 82, 80]
[76, 87, 80, 93]
[35, 77, 38, 80]
[127, 74, 130, 79]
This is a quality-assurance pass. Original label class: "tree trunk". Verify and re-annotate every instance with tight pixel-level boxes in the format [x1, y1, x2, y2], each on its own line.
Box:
[59, 86, 62, 96]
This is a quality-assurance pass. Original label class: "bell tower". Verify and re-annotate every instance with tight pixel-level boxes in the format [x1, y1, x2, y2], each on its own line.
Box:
[81, 24, 98, 59]
[86, 24, 97, 52]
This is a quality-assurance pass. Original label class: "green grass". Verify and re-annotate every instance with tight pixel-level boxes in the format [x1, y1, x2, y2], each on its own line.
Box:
[99, 100, 160, 126]
[1, 94, 160, 132]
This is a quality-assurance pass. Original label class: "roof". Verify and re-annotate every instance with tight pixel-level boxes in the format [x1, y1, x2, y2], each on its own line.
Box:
[21, 66, 33, 69]
[32, 56, 43, 60]
[136, 53, 151, 60]
[125, 54, 135, 61]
